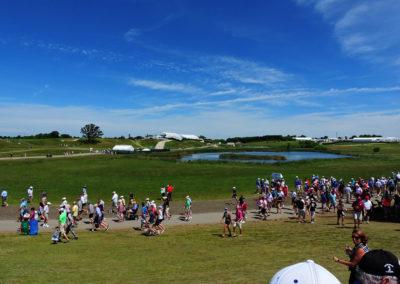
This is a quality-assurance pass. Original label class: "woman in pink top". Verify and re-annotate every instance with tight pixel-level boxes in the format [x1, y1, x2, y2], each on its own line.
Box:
[233, 205, 243, 237]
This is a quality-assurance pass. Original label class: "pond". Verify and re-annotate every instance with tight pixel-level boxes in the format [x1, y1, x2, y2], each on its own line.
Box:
[181, 151, 349, 163]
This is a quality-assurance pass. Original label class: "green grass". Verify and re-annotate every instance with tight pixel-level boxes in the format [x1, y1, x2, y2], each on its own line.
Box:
[1, 214, 399, 283]
[1, 142, 400, 205]
[0, 138, 159, 157]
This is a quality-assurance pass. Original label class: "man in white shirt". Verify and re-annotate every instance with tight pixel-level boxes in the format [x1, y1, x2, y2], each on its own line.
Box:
[111, 191, 118, 213]
[362, 196, 373, 224]
[27, 186, 33, 203]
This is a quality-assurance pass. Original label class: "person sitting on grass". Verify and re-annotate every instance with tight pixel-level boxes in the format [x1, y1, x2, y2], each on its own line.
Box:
[220, 207, 232, 238]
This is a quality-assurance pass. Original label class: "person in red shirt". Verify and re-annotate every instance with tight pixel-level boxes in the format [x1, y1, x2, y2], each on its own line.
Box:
[352, 196, 366, 229]
[167, 184, 174, 201]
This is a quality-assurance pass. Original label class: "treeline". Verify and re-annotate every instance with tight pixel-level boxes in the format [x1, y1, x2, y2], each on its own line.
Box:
[0, 131, 73, 139]
[226, 135, 293, 143]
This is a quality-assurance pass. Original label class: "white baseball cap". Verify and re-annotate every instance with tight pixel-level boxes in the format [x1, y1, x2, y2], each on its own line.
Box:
[270, 260, 340, 284]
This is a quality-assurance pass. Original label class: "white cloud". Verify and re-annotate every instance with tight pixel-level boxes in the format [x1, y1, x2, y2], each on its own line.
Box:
[199, 56, 290, 86]
[22, 40, 123, 62]
[295, 0, 400, 64]
[0, 102, 399, 138]
[128, 78, 202, 94]
[124, 28, 142, 42]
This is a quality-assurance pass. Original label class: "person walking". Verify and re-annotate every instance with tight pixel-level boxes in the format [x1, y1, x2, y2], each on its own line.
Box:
[337, 199, 346, 226]
[58, 208, 70, 243]
[333, 229, 369, 284]
[220, 207, 232, 238]
[1, 189, 8, 207]
[233, 205, 243, 237]
[27, 186, 33, 203]
[352, 196, 366, 229]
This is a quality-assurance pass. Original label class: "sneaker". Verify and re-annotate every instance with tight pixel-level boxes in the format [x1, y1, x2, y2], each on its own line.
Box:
[74, 237, 78, 240]
[64, 240, 70, 244]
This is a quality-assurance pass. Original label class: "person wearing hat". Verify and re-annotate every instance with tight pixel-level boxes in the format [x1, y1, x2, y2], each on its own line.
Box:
[27, 186, 33, 203]
[1, 188, 8, 207]
[111, 191, 118, 213]
[117, 199, 124, 222]
[220, 207, 232, 238]
[184, 196, 191, 221]
[149, 205, 165, 235]
[357, 249, 400, 283]
[333, 229, 370, 283]
[352, 196, 366, 229]
[42, 201, 50, 227]
[270, 259, 341, 284]
[233, 204, 243, 237]
[20, 212, 31, 235]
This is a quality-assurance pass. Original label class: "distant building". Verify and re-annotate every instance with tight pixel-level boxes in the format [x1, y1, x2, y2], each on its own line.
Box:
[351, 137, 400, 143]
[295, 137, 314, 141]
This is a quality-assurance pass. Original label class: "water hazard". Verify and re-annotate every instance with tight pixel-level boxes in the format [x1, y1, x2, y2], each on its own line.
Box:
[181, 151, 349, 163]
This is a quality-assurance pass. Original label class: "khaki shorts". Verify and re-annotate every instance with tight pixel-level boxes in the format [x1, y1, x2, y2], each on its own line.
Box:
[353, 211, 363, 221]
[60, 224, 66, 234]
[233, 220, 243, 229]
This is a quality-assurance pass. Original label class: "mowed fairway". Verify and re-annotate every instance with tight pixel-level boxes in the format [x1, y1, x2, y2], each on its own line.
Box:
[1, 214, 400, 283]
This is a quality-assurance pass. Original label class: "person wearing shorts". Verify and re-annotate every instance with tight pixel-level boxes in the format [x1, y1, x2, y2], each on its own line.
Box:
[352, 197, 365, 229]
[297, 199, 306, 223]
[58, 208, 69, 243]
[233, 205, 243, 237]
[220, 208, 232, 238]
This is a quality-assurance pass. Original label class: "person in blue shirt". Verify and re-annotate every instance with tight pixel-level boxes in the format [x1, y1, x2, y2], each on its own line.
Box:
[1, 189, 7, 207]
[140, 202, 148, 231]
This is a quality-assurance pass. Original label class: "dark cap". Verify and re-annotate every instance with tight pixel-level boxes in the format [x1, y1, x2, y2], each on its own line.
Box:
[358, 250, 400, 278]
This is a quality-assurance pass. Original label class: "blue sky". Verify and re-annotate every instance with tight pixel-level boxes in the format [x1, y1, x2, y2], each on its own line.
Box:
[1, 0, 400, 138]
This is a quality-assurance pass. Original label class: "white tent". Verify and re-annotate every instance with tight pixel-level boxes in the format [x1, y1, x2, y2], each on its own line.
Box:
[161, 132, 183, 141]
[112, 145, 135, 153]
[182, 134, 200, 140]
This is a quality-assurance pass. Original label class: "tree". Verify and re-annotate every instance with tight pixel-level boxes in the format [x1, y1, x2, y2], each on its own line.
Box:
[80, 124, 103, 143]
[49, 131, 60, 138]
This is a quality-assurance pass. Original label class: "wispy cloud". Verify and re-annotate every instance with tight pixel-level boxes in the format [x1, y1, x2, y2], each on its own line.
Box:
[197, 56, 290, 86]
[33, 84, 50, 97]
[128, 78, 203, 95]
[295, 0, 400, 64]
[1, 102, 399, 138]
[124, 14, 177, 42]
[21, 40, 124, 62]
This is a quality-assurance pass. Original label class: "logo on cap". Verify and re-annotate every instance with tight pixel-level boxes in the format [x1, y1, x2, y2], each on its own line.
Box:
[384, 264, 395, 273]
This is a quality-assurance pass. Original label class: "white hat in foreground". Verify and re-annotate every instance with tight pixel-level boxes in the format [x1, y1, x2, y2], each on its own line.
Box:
[270, 260, 340, 284]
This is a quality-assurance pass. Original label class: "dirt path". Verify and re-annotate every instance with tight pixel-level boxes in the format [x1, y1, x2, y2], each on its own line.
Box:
[0, 152, 104, 161]
[155, 139, 170, 149]
[0, 198, 297, 233]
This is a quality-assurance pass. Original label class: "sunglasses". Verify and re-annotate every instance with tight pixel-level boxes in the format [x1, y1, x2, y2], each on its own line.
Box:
[352, 235, 361, 240]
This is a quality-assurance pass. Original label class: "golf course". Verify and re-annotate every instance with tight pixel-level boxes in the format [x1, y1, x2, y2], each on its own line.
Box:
[0, 138, 399, 283]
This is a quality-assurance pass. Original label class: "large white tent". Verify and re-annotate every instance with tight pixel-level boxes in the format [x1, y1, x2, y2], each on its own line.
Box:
[112, 145, 135, 153]
[159, 132, 200, 141]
